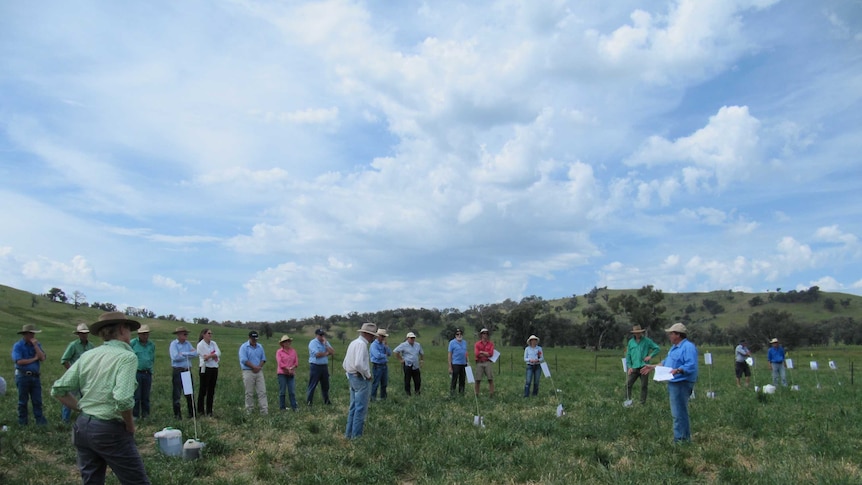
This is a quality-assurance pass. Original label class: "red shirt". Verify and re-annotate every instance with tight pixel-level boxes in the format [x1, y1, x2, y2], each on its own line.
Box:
[474, 340, 495, 363]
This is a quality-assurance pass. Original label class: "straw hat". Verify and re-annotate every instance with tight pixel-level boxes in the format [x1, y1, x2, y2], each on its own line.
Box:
[90, 312, 141, 334]
[279, 335, 293, 344]
[769, 338, 779, 344]
[359, 322, 378, 336]
[630, 325, 646, 334]
[664, 323, 688, 334]
[406, 332, 417, 339]
[17, 324, 41, 334]
[137, 324, 151, 334]
[376, 329, 389, 337]
[527, 335, 539, 344]
[172, 326, 189, 335]
[73, 323, 91, 334]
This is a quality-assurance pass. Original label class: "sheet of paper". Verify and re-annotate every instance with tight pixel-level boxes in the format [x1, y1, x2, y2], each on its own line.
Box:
[704, 353, 713, 365]
[653, 366, 674, 381]
[785, 358, 794, 369]
[490, 350, 501, 363]
[745, 357, 754, 366]
[621, 357, 628, 373]
[829, 360, 837, 370]
[465, 365, 475, 383]
[540, 362, 551, 378]
[181, 370, 194, 395]
[809, 361, 818, 370]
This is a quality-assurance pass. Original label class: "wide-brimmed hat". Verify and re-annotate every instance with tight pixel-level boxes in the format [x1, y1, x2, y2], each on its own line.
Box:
[480, 328, 489, 334]
[137, 324, 151, 334]
[17, 324, 42, 335]
[377, 329, 389, 337]
[279, 335, 293, 344]
[90, 312, 141, 334]
[769, 338, 779, 344]
[665, 323, 688, 334]
[359, 322, 378, 336]
[406, 332, 417, 338]
[173, 326, 190, 335]
[527, 335, 539, 344]
[630, 325, 646, 334]
[73, 323, 91, 334]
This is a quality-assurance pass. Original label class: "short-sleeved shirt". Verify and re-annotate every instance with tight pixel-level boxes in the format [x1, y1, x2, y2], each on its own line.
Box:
[448, 338, 468, 365]
[393, 341, 424, 369]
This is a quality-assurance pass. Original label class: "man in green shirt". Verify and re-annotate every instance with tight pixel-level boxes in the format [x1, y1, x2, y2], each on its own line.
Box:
[60, 323, 94, 423]
[130, 325, 155, 419]
[52, 312, 151, 485]
[625, 325, 661, 404]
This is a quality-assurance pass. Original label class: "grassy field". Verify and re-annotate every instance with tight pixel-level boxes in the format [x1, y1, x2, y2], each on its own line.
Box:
[2, 285, 862, 484]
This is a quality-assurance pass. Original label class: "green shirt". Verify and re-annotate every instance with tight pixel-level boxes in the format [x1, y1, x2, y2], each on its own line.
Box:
[60, 339, 94, 366]
[625, 335, 661, 369]
[51, 340, 138, 421]
[130, 337, 155, 371]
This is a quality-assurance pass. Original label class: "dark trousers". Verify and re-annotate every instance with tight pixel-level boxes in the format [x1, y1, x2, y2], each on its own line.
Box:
[172, 368, 194, 418]
[133, 371, 152, 418]
[197, 367, 218, 416]
[73, 414, 150, 485]
[450, 364, 466, 395]
[371, 363, 388, 400]
[306, 364, 331, 405]
[16, 374, 46, 425]
[403, 364, 421, 395]
[626, 368, 650, 404]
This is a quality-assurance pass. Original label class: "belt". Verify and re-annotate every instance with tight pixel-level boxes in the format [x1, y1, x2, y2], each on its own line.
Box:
[19, 370, 40, 377]
[372, 363, 388, 367]
[173, 367, 189, 372]
[137, 369, 152, 374]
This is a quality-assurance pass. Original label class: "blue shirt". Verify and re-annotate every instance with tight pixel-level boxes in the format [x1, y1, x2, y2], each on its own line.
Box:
[524, 345, 544, 364]
[239, 341, 266, 370]
[369, 339, 392, 364]
[169, 339, 197, 368]
[12, 338, 44, 373]
[662, 338, 698, 383]
[767, 345, 785, 364]
[308, 338, 333, 365]
[448, 338, 468, 365]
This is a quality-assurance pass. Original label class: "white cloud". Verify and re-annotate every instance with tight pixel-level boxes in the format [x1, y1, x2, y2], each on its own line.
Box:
[153, 275, 187, 292]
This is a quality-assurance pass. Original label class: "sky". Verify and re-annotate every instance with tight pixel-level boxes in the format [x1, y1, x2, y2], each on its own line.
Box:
[1, 0, 861, 322]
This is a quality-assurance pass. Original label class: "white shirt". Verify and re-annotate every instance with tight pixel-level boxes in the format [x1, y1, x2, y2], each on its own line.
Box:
[197, 340, 222, 369]
[342, 335, 371, 379]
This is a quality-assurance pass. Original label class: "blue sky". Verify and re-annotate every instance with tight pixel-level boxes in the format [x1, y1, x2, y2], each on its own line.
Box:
[1, 0, 860, 322]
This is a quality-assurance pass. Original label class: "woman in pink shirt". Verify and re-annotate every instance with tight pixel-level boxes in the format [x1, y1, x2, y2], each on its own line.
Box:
[276, 335, 299, 411]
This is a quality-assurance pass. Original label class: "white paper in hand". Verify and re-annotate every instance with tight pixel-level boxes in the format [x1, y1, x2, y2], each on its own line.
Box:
[490, 350, 501, 363]
[653, 366, 674, 382]
[181, 370, 194, 395]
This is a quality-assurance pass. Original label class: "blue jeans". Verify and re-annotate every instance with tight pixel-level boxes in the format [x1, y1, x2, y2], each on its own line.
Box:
[771, 362, 787, 386]
[345, 374, 371, 439]
[306, 364, 331, 405]
[371, 363, 388, 400]
[278, 374, 298, 410]
[524, 365, 541, 397]
[73, 414, 150, 484]
[16, 374, 46, 425]
[133, 370, 152, 418]
[668, 381, 695, 442]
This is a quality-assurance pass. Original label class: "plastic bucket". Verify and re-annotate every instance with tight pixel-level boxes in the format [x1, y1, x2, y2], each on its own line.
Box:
[154, 428, 182, 457]
[182, 439, 204, 460]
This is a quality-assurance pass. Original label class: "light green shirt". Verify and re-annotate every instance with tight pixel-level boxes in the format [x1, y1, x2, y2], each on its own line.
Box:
[51, 340, 138, 421]
[130, 337, 155, 371]
[60, 339, 94, 366]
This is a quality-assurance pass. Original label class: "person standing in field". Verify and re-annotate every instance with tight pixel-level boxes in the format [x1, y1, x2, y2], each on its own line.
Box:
[448, 328, 468, 396]
[196, 328, 221, 417]
[276, 335, 299, 411]
[51, 312, 151, 484]
[523, 335, 543, 398]
[169, 326, 197, 419]
[60, 323, 94, 422]
[130, 325, 155, 420]
[306, 328, 335, 406]
[343, 322, 378, 439]
[624, 325, 660, 404]
[239, 330, 268, 415]
[642, 323, 699, 443]
[11, 323, 47, 425]
[734, 339, 752, 387]
[369, 328, 392, 401]
[393, 332, 424, 396]
[767, 338, 787, 387]
[474, 328, 495, 397]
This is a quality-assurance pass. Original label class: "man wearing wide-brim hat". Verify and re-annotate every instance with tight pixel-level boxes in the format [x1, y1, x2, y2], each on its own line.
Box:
[130, 324, 155, 420]
[59, 323, 95, 423]
[169, 326, 198, 419]
[393, 331, 425, 396]
[625, 325, 661, 404]
[767, 337, 788, 387]
[342, 322, 378, 439]
[11, 323, 47, 425]
[51, 312, 151, 484]
[369, 328, 393, 401]
[640, 323, 699, 444]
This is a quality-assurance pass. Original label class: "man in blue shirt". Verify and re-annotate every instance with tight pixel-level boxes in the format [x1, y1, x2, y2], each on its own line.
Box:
[306, 329, 335, 406]
[767, 338, 787, 386]
[239, 330, 268, 414]
[369, 329, 392, 401]
[643, 322, 698, 443]
[169, 326, 198, 419]
[11, 324, 47, 425]
[447, 329, 468, 396]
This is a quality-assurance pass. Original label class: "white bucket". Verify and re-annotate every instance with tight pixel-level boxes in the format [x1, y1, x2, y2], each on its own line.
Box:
[154, 428, 183, 457]
[182, 439, 204, 460]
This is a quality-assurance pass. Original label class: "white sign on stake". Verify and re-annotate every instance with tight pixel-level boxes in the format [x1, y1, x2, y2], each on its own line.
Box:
[465, 366, 475, 384]
[829, 360, 837, 370]
[786, 358, 794, 369]
[181, 370, 194, 395]
[704, 353, 713, 365]
[540, 362, 551, 378]
[622, 358, 628, 373]
[810, 361, 819, 371]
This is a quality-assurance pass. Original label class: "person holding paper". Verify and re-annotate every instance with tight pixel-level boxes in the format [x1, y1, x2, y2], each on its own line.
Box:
[448, 329, 468, 396]
[767, 338, 787, 387]
[734, 339, 752, 387]
[196, 328, 221, 417]
[523, 335, 544, 397]
[169, 326, 198, 420]
[474, 328, 495, 397]
[625, 325, 660, 405]
[641, 323, 698, 443]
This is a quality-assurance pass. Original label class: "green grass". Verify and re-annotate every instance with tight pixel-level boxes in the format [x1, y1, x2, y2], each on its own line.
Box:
[2, 285, 862, 483]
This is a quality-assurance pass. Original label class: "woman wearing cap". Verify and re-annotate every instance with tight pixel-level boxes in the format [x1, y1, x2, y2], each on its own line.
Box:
[523, 335, 543, 397]
[196, 328, 221, 417]
[276, 335, 299, 411]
